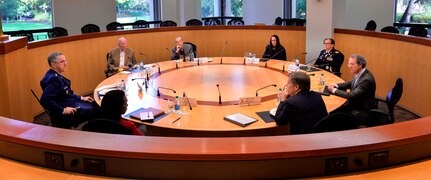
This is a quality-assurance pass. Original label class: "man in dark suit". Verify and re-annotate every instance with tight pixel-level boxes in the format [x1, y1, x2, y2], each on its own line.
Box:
[106, 37, 137, 77]
[171, 36, 195, 61]
[275, 72, 328, 135]
[328, 54, 376, 125]
[314, 38, 344, 74]
[41, 52, 99, 129]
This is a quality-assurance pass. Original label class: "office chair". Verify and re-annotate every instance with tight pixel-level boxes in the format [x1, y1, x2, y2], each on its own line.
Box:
[381, 26, 399, 34]
[160, 20, 177, 27]
[48, 27, 68, 38]
[106, 22, 124, 31]
[228, 19, 244, 26]
[285, 18, 306, 26]
[274, 17, 283, 26]
[132, 20, 149, 29]
[368, 78, 403, 126]
[30, 89, 59, 127]
[408, 27, 428, 38]
[364, 20, 377, 31]
[312, 112, 358, 133]
[81, 24, 101, 34]
[204, 18, 221, 26]
[82, 118, 133, 135]
[183, 42, 197, 58]
[186, 19, 203, 26]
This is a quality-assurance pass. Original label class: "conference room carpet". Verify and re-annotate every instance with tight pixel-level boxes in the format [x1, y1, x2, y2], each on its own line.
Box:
[33, 94, 421, 127]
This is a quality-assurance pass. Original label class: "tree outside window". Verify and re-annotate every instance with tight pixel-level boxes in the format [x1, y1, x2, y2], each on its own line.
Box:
[116, 0, 151, 23]
[1, 0, 53, 32]
[396, 0, 431, 23]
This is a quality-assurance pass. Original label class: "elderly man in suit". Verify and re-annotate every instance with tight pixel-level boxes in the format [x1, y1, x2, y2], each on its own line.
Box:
[328, 54, 376, 126]
[171, 36, 194, 61]
[41, 52, 100, 129]
[106, 37, 137, 77]
[275, 72, 328, 135]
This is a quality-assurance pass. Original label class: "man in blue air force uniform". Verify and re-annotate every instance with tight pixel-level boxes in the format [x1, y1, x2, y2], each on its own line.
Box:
[40, 52, 99, 129]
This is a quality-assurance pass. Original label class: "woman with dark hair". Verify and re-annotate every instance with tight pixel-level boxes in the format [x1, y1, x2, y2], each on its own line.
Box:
[100, 90, 143, 136]
[262, 34, 287, 60]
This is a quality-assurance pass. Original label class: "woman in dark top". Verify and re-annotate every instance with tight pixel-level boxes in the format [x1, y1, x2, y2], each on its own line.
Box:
[100, 90, 143, 136]
[262, 34, 287, 61]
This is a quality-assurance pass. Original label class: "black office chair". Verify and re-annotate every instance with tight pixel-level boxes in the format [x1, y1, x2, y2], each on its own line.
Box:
[184, 42, 197, 58]
[47, 27, 68, 38]
[381, 26, 399, 34]
[186, 19, 203, 26]
[285, 18, 306, 26]
[8, 30, 34, 41]
[30, 89, 59, 127]
[204, 18, 221, 26]
[274, 17, 283, 26]
[330, 53, 345, 77]
[408, 27, 428, 37]
[106, 22, 124, 31]
[104, 53, 113, 78]
[132, 20, 149, 29]
[82, 118, 133, 135]
[160, 20, 177, 27]
[364, 20, 377, 31]
[81, 24, 101, 34]
[368, 78, 403, 126]
[227, 19, 244, 26]
[312, 112, 358, 133]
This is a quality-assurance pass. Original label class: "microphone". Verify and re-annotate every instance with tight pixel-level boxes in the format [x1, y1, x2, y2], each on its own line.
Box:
[140, 53, 161, 74]
[183, 92, 192, 110]
[220, 41, 227, 64]
[216, 84, 222, 105]
[157, 87, 176, 97]
[256, 84, 277, 97]
[167, 48, 179, 69]
[283, 52, 307, 72]
[127, 57, 134, 68]
[266, 48, 286, 68]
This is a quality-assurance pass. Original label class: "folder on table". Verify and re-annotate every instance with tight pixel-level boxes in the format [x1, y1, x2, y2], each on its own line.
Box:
[224, 113, 258, 127]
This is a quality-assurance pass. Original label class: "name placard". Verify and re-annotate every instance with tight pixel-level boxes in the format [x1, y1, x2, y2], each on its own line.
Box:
[239, 96, 262, 106]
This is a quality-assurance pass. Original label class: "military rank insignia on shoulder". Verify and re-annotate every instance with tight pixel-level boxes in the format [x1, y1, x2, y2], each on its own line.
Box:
[335, 51, 340, 54]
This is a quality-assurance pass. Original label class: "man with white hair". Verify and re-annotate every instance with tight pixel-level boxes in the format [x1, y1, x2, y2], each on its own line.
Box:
[106, 37, 137, 77]
[171, 36, 195, 61]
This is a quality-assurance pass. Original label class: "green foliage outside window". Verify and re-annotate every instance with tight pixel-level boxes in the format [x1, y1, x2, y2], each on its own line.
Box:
[116, 0, 150, 23]
[1, 0, 52, 32]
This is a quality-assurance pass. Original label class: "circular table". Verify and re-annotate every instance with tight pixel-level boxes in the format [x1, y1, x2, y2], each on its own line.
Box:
[94, 57, 346, 136]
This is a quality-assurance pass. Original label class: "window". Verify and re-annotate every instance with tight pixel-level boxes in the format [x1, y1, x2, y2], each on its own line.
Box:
[395, 0, 431, 23]
[284, 0, 306, 19]
[1, 0, 53, 32]
[116, 0, 151, 23]
[201, 0, 243, 18]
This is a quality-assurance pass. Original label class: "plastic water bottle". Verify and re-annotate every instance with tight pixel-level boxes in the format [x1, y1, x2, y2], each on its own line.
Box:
[174, 96, 181, 114]
[277, 88, 283, 105]
[120, 80, 126, 91]
[295, 59, 300, 67]
[319, 74, 325, 91]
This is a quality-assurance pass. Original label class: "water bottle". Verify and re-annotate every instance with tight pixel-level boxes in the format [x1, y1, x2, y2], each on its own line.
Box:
[174, 96, 181, 114]
[277, 88, 283, 105]
[295, 58, 300, 67]
[120, 80, 126, 91]
[319, 74, 325, 91]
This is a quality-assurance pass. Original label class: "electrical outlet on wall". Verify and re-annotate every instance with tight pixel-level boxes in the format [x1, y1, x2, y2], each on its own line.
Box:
[325, 157, 349, 175]
[44, 152, 64, 169]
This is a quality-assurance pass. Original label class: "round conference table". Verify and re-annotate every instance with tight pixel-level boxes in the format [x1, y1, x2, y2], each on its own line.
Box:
[94, 57, 346, 136]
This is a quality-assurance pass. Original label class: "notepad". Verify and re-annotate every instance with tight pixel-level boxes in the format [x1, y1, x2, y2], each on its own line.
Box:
[130, 107, 164, 121]
[224, 113, 258, 127]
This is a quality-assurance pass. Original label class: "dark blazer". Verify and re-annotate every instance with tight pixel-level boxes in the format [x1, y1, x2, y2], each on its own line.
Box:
[106, 47, 137, 77]
[262, 44, 287, 60]
[335, 69, 376, 111]
[40, 69, 81, 116]
[314, 48, 344, 73]
[275, 91, 328, 135]
[171, 43, 194, 60]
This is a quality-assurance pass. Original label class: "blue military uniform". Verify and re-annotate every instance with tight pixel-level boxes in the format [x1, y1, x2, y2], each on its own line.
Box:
[40, 69, 99, 128]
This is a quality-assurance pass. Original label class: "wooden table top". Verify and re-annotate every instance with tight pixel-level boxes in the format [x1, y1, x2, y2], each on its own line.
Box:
[94, 57, 346, 132]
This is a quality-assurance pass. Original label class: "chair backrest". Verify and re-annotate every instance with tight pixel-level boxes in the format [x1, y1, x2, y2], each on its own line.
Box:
[386, 78, 403, 120]
[184, 42, 197, 57]
[81, 24, 101, 34]
[365, 20, 377, 31]
[204, 18, 221, 26]
[82, 118, 133, 135]
[274, 17, 283, 26]
[132, 20, 149, 29]
[312, 112, 358, 133]
[48, 27, 68, 38]
[285, 18, 306, 26]
[8, 30, 34, 41]
[106, 22, 124, 31]
[227, 19, 244, 26]
[186, 19, 203, 26]
[381, 26, 399, 34]
[160, 20, 177, 27]
[408, 26, 428, 37]
[31, 89, 60, 127]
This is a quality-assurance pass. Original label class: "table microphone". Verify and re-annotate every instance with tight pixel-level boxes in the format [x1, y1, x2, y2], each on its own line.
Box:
[157, 87, 176, 97]
[256, 84, 277, 97]
[220, 41, 227, 64]
[183, 92, 192, 110]
[140, 52, 161, 74]
[216, 84, 222, 105]
[166, 48, 179, 69]
[265, 48, 286, 68]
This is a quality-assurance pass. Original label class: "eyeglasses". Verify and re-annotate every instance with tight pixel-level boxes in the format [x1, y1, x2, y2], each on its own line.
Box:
[323, 43, 332, 45]
[53, 60, 67, 64]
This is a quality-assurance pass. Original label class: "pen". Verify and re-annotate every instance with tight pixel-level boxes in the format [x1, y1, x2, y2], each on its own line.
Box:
[171, 117, 181, 124]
